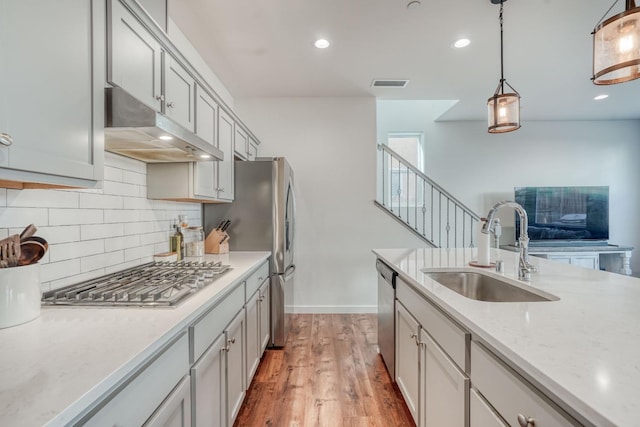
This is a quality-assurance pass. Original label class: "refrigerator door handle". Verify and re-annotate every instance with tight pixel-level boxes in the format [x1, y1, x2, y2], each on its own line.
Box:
[275, 264, 296, 280]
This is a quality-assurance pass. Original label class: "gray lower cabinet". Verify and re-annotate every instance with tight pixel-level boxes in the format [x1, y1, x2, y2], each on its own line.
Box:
[396, 277, 469, 427]
[80, 333, 190, 426]
[143, 375, 192, 427]
[0, 0, 104, 188]
[395, 302, 420, 424]
[245, 289, 261, 385]
[191, 332, 226, 427]
[258, 279, 271, 353]
[225, 310, 246, 426]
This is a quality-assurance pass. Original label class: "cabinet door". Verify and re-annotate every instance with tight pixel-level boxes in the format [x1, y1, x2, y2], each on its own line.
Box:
[226, 309, 246, 426]
[470, 388, 508, 427]
[571, 255, 599, 270]
[109, 0, 162, 111]
[164, 54, 195, 132]
[194, 86, 218, 199]
[247, 138, 259, 161]
[0, 0, 101, 181]
[259, 279, 271, 353]
[420, 329, 467, 427]
[144, 375, 192, 427]
[396, 302, 420, 424]
[234, 126, 249, 160]
[245, 290, 261, 385]
[191, 332, 226, 427]
[546, 255, 572, 265]
[217, 109, 235, 202]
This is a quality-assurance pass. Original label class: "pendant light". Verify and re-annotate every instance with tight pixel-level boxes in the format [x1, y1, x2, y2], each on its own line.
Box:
[487, 0, 520, 134]
[592, 0, 640, 85]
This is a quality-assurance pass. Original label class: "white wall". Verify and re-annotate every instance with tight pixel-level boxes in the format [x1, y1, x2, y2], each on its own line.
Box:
[0, 153, 201, 291]
[236, 97, 426, 313]
[378, 100, 640, 275]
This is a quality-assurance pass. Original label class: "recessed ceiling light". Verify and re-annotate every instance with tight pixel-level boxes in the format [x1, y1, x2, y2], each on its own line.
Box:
[158, 135, 173, 141]
[594, 94, 609, 100]
[454, 38, 470, 48]
[314, 39, 330, 49]
[199, 154, 211, 159]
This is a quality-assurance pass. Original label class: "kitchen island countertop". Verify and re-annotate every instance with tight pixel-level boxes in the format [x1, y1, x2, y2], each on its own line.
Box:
[0, 251, 270, 427]
[374, 247, 640, 427]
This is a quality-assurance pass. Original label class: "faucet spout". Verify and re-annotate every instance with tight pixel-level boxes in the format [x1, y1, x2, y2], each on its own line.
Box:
[481, 200, 533, 281]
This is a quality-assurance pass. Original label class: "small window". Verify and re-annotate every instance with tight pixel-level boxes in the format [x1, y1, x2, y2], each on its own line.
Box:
[386, 133, 424, 173]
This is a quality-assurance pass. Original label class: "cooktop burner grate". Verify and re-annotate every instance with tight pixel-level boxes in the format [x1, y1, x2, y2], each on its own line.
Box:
[41, 261, 232, 307]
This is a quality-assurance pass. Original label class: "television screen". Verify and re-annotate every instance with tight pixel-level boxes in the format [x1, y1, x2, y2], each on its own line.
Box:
[514, 186, 609, 244]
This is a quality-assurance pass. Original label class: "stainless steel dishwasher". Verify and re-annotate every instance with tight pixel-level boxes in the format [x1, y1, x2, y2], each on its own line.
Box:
[376, 258, 397, 380]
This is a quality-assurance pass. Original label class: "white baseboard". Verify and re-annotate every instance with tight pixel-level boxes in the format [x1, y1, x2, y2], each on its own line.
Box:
[288, 305, 377, 314]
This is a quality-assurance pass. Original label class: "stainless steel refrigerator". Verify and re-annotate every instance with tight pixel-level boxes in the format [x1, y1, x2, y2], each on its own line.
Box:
[203, 157, 295, 347]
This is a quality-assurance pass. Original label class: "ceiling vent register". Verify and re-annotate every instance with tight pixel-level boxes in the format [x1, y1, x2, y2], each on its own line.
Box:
[371, 79, 410, 88]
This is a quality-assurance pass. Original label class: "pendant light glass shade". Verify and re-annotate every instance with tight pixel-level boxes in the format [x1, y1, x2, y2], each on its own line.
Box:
[487, 0, 520, 134]
[593, 1, 640, 84]
[488, 89, 520, 133]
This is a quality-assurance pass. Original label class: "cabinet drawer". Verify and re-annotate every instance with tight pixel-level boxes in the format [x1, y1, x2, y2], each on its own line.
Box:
[190, 284, 244, 363]
[246, 261, 269, 300]
[396, 277, 469, 371]
[470, 341, 581, 427]
[83, 332, 189, 426]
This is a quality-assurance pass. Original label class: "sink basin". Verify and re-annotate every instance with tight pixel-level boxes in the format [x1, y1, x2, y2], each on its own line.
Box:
[423, 271, 558, 302]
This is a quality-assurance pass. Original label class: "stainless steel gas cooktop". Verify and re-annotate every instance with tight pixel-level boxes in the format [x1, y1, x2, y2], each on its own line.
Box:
[41, 261, 231, 307]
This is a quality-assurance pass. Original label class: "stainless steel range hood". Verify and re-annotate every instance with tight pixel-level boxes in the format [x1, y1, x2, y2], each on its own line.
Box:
[105, 87, 223, 163]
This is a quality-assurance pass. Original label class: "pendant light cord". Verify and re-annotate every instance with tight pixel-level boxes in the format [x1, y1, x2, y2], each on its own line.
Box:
[499, 1, 504, 93]
[595, 0, 620, 28]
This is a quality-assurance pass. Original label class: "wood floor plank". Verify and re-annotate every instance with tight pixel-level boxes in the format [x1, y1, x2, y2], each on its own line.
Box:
[234, 314, 415, 427]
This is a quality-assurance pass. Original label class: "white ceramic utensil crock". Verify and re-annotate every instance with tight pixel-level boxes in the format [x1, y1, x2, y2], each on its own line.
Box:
[0, 263, 41, 329]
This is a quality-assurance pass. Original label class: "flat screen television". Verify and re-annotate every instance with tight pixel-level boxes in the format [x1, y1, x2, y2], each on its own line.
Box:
[514, 186, 609, 246]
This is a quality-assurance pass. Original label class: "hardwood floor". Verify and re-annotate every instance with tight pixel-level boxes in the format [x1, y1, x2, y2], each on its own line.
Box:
[234, 313, 415, 427]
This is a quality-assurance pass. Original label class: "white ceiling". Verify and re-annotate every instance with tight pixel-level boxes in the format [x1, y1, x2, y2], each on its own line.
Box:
[169, 0, 640, 121]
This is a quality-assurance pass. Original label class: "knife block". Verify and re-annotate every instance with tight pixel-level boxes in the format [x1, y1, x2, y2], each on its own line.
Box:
[205, 229, 229, 254]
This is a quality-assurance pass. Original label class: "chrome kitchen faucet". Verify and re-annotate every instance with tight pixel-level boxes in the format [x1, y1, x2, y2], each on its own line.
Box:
[482, 201, 535, 281]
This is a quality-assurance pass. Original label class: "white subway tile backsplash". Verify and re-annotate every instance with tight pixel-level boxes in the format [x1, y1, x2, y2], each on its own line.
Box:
[104, 209, 140, 223]
[102, 181, 141, 197]
[105, 235, 141, 252]
[81, 223, 125, 240]
[79, 193, 123, 210]
[103, 165, 124, 182]
[122, 170, 146, 186]
[41, 258, 81, 283]
[124, 244, 156, 262]
[81, 251, 125, 273]
[0, 207, 49, 228]
[49, 209, 104, 226]
[37, 226, 81, 244]
[123, 196, 154, 211]
[0, 154, 201, 291]
[6, 189, 79, 208]
[49, 240, 105, 263]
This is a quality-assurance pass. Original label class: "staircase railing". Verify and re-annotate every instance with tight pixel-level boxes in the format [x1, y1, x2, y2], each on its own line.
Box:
[376, 144, 481, 248]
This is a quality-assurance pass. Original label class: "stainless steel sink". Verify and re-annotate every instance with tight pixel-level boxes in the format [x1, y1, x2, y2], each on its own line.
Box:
[423, 271, 558, 302]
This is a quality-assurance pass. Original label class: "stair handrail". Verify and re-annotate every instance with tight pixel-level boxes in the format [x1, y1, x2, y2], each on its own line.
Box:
[377, 143, 482, 222]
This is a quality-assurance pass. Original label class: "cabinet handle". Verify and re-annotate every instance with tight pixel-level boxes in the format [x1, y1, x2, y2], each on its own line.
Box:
[155, 94, 165, 102]
[167, 102, 175, 108]
[222, 346, 230, 352]
[259, 296, 265, 302]
[410, 332, 420, 346]
[217, 188, 225, 193]
[517, 414, 535, 427]
[228, 337, 236, 345]
[0, 133, 13, 147]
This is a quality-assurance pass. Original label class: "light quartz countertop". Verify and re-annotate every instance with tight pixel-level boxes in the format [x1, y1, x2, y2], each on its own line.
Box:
[374, 247, 640, 427]
[0, 251, 270, 427]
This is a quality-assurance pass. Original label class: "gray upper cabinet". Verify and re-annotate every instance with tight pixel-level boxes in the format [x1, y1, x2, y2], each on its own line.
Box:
[0, 0, 104, 188]
[233, 126, 248, 161]
[217, 110, 235, 202]
[194, 86, 218, 199]
[108, 0, 163, 111]
[164, 54, 196, 132]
